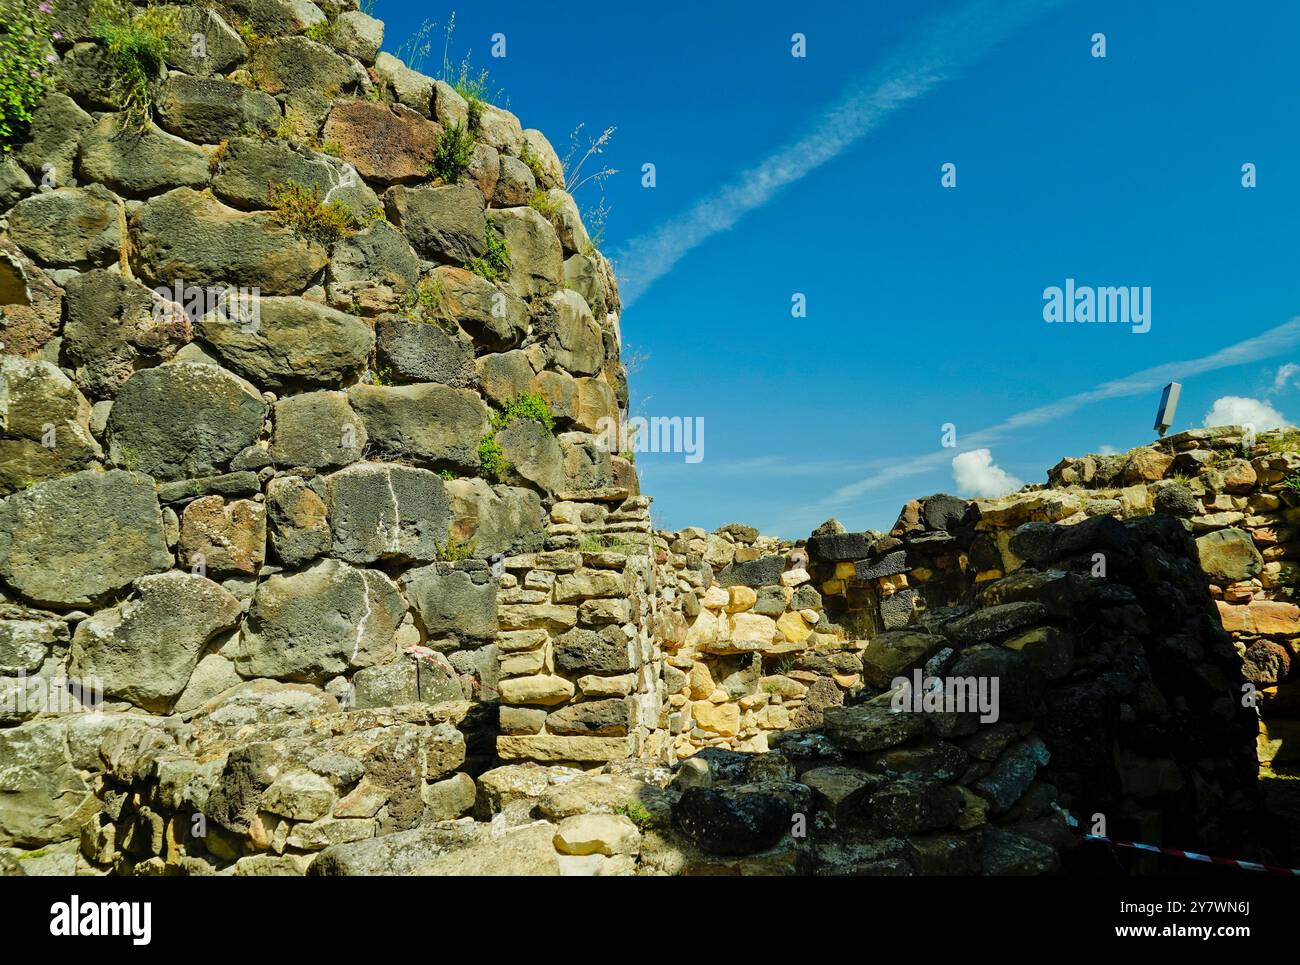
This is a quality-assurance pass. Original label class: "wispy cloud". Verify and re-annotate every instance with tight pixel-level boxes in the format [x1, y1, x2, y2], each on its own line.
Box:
[612, 0, 1066, 306]
[792, 316, 1300, 526]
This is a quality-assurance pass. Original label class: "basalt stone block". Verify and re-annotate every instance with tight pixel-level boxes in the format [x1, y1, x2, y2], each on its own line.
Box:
[402, 562, 498, 642]
[545, 698, 631, 737]
[384, 183, 486, 264]
[553, 626, 634, 675]
[323, 100, 439, 185]
[808, 532, 875, 562]
[861, 631, 948, 688]
[352, 659, 462, 708]
[164, 6, 248, 76]
[443, 478, 544, 558]
[922, 493, 970, 532]
[0, 239, 63, 358]
[0, 469, 172, 608]
[348, 383, 490, 473]
[490, 206, 564, 299]
[327, 221, 421, 304]
[973, 738, 1051, 813]
[716, 554, 785, 588]
[1007, 522, 1058, 567]
[0, 358, 102, 495]
[1154, 482, 1198, 517]
[198, 296, 372, 389]
[69, 572, 241, 712]
[62, 270, 192, 400]
[77, 116, 211, 196]
[106, 362, 266, 480]
[249, 36, 366, 97]
[271, 391, 367, 469]
[178, 496, 266, 576]
[325, 462, 451, 564]
[133, 188, 328, 295]
[1196, 527, 1264, 583]
[433, 266, 529, 351]
[868, 780, 964, 835]
[12, 92, 94, 185]
[943, 601, 1048, 644]
[236, 559, 406, 683]
[949, 647, 1044, 721]
[673, 783, 809, 857]
[157, 471, 261, 504]
[855, 550, 909, 581]
[210, 137, 363, 211]
[879, 588, 919, 629]
[8, 184, 120, 268]
[821, 702, 925, 753]
[156, 75, 280, 144]
[267, 476, 332, 567]
[375, 316, 476, 387]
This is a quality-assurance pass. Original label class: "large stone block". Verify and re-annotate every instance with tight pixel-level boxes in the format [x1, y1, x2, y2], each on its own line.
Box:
[198, 296, 373, 389]
[235, 559, 406, 683]
[325, 462, 451, 564]
[106, 362, 266, 480]
[69, 572, 241, 712]
[402, 562, 498, 642]
[347, 383, 490, 473]
[0, 470, 172, 607]
[132, 188, 328, 295]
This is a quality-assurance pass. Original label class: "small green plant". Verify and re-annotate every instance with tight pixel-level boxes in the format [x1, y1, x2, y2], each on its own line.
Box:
[468, 226, 510, 281]
[93, 0, 179, 131]
[519, 139, 547, 184]
[439, 530, 475, 561]
[268, 180, 362, 245]
[438, 469, 457, 481]
[615, 801, 657, 830]
[477, 432, 508, 482]
[235, 19, 264, 48]
[303, 19, 331, 43]
[0, 0, 57, 153]
[1282, 472, 1300, 495]
[465, 95, 483, 133]
[429, 120, 475, 184]
[527, 188, 560, 218]
[578, 533, 648, 556]
[1169, 472, 1195, 487]
[400, 274, 448, 324]
[493, 392, 555, 433]
[369, 365, 397, 386]
[318, 139, 344, 158]
[207, 139, 229, 173]
[1261, 428, 1300, 454]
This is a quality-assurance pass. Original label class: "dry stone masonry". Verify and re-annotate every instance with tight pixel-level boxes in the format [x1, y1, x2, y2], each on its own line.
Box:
[0, 0, 1287, 875]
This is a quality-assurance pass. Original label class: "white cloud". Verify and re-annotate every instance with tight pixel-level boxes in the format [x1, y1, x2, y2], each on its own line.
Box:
[612, 0, 1065, 307]
[1096, 444, 1118, 455]
[786, 314, 1300, 532]
[1202, 396, 1287, 431]
[952, 449, 1023, 498]
[1271, 362, 1300, 394]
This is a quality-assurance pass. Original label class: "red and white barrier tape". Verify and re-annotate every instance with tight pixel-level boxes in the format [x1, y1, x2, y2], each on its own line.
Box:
[1084, 834, 1300, 876]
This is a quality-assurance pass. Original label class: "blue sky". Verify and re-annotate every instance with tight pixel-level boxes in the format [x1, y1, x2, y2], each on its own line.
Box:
[376, 0, 1300, 538]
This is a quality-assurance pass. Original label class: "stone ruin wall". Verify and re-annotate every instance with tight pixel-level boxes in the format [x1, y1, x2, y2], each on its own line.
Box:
[0, 0, 1285, 876]
[0, 0, 668, 872]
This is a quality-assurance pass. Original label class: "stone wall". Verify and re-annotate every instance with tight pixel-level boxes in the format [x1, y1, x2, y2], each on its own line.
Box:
[0, 0, 1283, 876]
[0, 0, 649, 867]
[651, 524, 858, 758]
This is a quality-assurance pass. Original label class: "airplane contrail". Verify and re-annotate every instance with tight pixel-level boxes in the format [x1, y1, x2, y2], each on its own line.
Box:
[613, 0, 1068, 306]
[799, 315, 1300, 520]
